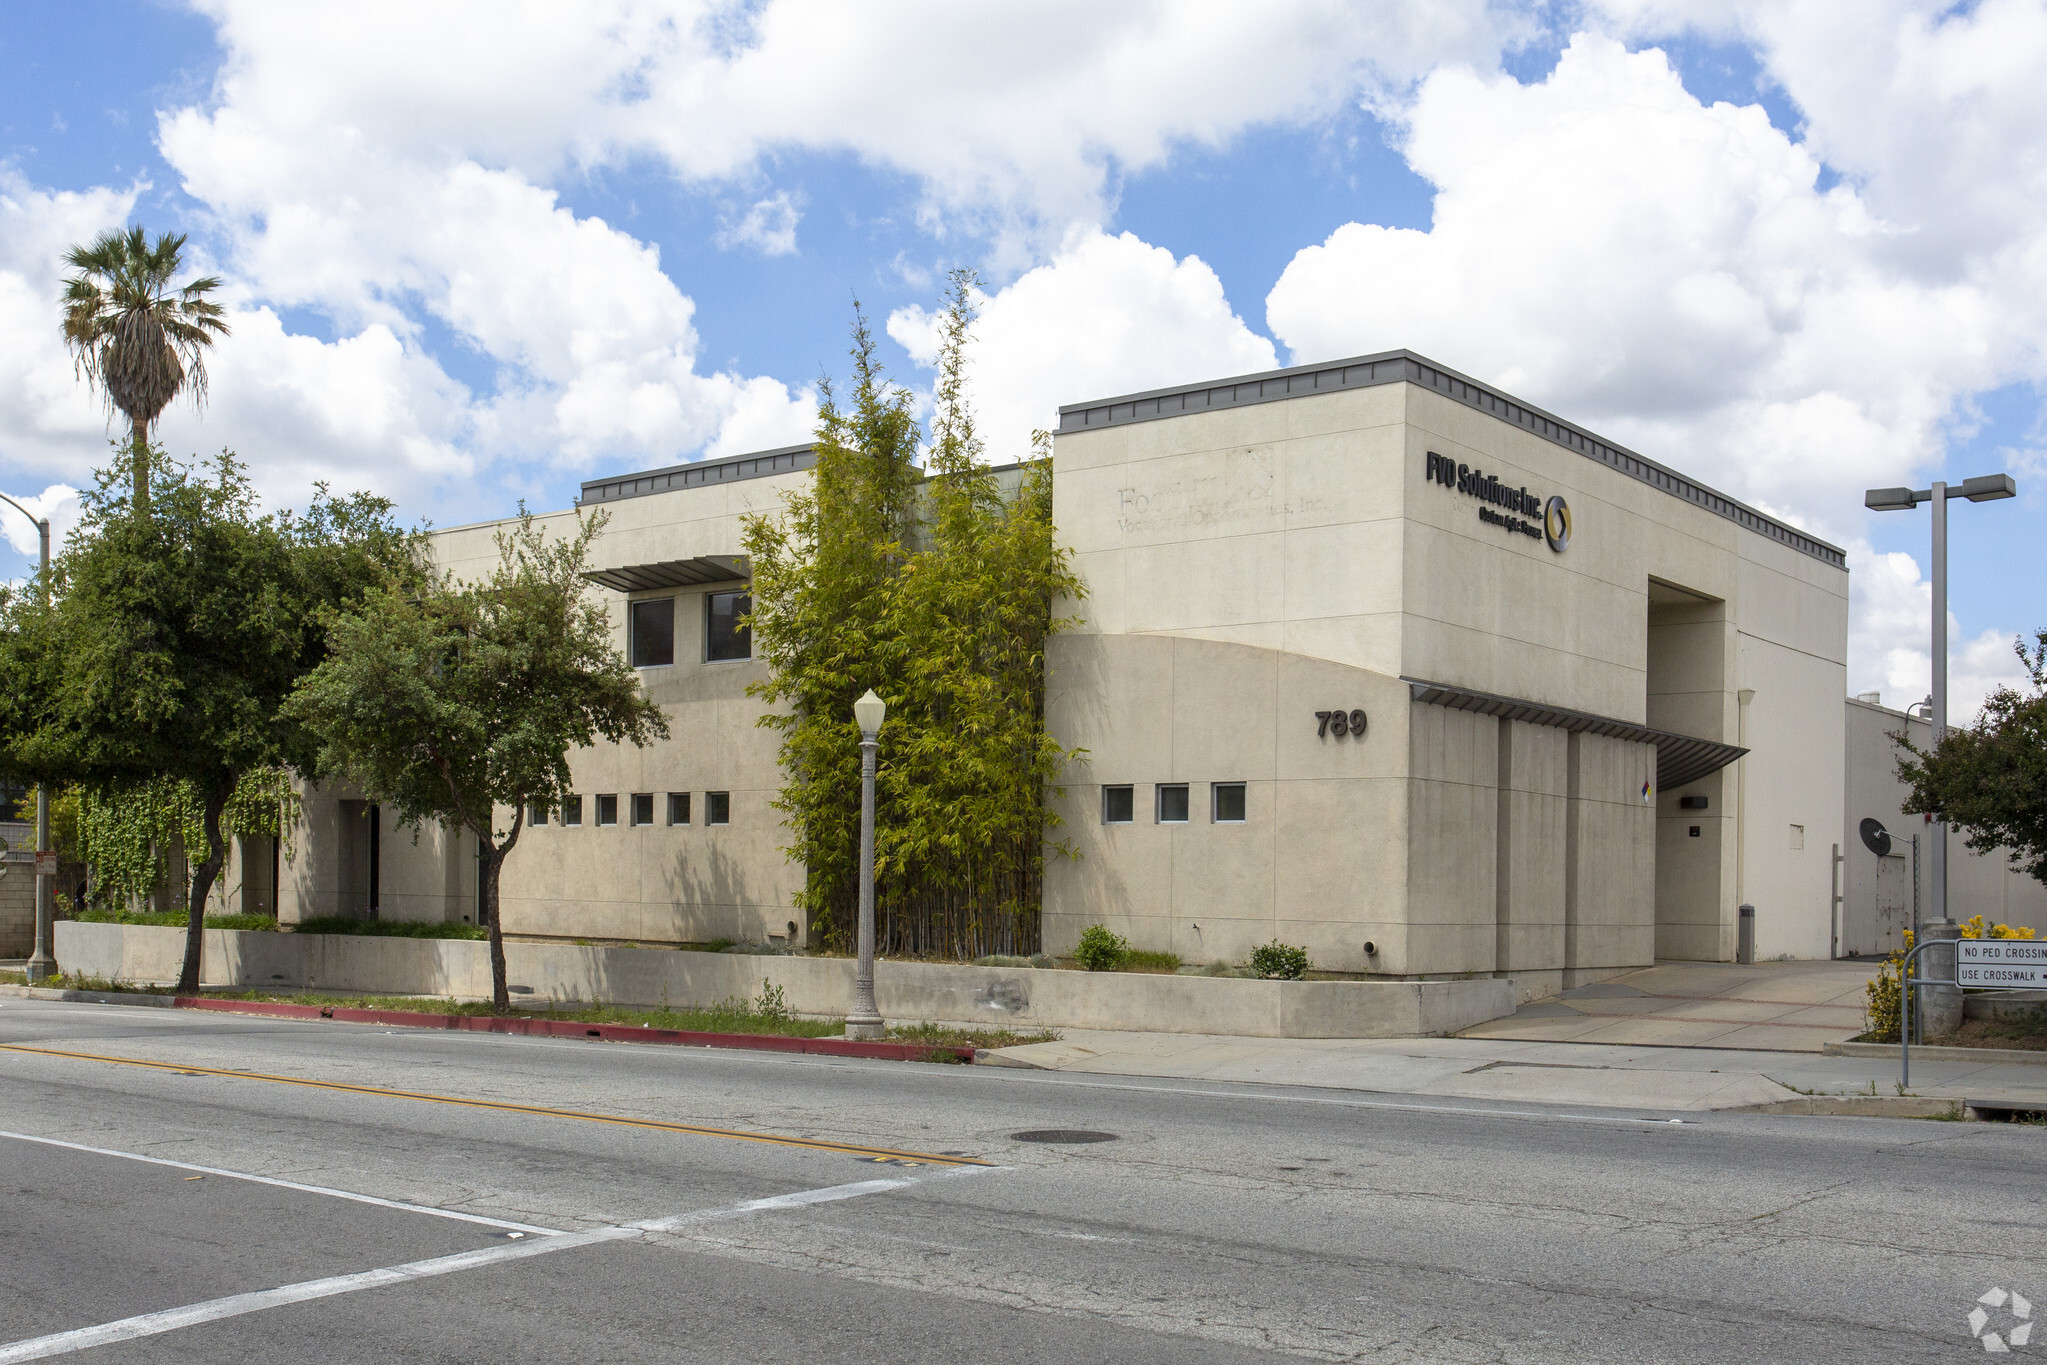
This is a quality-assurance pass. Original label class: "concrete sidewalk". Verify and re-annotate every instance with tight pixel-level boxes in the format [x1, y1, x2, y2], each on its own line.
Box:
[1459, 958, 1874, 1052]
[981, 1027, 2047, 1112]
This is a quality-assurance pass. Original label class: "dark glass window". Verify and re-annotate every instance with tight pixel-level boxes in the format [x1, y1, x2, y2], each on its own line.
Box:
[630, 793, 654, 826]
[527, 802, 548, 827]
[1156, 784, 1190, 823]
[1212, 783, 1247, 823]
[595, 794, 618, 826]
[1102, 785, 1134, 824]
[0, 779, 25, 823]
[630, 598, 675, 668]
[706, 791, 731, 825]
[706, 591, 752, 661]
[668, 792, 691, 825]
[561, 796, 582, 827]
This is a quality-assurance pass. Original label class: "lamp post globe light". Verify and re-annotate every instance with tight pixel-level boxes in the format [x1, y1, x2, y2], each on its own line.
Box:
[1862, 472, 2016, 932]
[846, 688, 887, 1041]
[0, 492, 54, 984]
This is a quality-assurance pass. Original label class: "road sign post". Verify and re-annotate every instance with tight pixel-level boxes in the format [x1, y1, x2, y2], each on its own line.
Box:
[1901, 938, 2047, 1087]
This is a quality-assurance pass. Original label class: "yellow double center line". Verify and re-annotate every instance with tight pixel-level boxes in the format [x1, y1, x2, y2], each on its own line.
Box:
[0, 1042, 990, 1167]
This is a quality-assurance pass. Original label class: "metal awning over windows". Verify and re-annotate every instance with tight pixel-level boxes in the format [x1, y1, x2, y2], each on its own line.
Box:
[582, 555, 748, 594]
[1404, 678, 1748, 791]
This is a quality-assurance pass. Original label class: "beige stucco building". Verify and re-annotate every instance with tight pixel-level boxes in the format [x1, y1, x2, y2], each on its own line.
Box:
[265, 350, 2039, 988]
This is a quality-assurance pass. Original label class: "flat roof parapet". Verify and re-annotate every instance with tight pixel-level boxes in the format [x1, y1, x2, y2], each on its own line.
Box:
[1057, 350, 1845, 570]
[580, 443, 817, 506]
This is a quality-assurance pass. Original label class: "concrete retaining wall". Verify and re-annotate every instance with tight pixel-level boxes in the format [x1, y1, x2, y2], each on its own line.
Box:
[52, 921, 1517, 1038]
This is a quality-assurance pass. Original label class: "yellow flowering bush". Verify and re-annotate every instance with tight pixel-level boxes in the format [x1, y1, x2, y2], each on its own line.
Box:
[1865, 918, 2040, 1040]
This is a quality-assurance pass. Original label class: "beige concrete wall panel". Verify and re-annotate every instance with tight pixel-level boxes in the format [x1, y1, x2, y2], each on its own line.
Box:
[1118, 537, 1286, 633]
[1281, 519, 1405, 622]
[1738, 636, 1846, 960]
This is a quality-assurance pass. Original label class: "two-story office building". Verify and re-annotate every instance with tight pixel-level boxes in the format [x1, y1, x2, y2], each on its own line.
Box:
[280, 351, 1881, 991]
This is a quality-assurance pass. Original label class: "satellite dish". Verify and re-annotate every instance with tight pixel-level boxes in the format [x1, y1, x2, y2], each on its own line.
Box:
[1859, 818, 1892, 858]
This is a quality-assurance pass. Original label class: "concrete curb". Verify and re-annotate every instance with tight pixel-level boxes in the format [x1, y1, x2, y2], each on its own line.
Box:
[1823, 1040, 2047, 1066]
[0, 984, 178, 1007]
[1729, 1095, 1967, 1118]
[0, 985, 974, 1062]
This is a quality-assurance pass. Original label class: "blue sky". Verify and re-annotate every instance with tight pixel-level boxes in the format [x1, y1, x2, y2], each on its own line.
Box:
[2, 2, 2044, 713]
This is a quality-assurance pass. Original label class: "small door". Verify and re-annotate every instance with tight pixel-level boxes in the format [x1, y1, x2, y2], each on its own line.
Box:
[1873, 853, 1909, 955]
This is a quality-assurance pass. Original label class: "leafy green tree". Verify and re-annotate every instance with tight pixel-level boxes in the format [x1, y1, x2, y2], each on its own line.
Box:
[0, 451, 417, 990]
[1900, 630, 2047, 883]
[284, 511, 669, 1010]
[745, 272, 1083, 957]
[61, 228, 231, 506]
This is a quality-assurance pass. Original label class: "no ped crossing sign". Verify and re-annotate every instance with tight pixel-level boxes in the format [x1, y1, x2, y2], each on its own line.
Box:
[1957, 939, 2047, 988]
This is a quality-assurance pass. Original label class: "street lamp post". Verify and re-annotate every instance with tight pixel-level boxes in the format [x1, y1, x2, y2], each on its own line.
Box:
[0, 492, 53, 983]
[1864, 472, 2016, 929]
[846, 688, 886, 1040]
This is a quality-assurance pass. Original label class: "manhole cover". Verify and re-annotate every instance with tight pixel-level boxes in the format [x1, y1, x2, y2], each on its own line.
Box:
[1009, 1129, 1118, 1144]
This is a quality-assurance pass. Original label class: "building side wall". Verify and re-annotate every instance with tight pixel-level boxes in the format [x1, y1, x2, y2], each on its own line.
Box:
[1842, 699, 2047, 950]
[287, 471, 810, 945]
[1042, 633, 1413, 973]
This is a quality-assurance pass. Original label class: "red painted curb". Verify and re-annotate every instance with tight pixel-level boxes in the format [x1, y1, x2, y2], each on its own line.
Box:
[169, 997, 974, 1063]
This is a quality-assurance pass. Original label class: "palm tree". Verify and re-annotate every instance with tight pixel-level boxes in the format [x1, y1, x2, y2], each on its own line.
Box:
[60, 227, 231, 506]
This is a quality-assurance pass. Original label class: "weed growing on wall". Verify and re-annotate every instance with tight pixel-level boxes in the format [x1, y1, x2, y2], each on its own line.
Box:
[745, 273, 1084, 959]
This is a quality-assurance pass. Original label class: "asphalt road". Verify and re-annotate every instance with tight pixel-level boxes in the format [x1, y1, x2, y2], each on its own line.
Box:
[0, 997, 2040, 1362]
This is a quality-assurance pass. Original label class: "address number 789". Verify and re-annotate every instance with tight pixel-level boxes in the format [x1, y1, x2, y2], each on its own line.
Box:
[1316, 709, 1368, 739]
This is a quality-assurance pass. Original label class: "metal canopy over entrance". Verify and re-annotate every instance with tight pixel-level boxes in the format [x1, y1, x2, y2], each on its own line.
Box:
[1405, 678, 1748, 791]
[581, 555, 749, 594]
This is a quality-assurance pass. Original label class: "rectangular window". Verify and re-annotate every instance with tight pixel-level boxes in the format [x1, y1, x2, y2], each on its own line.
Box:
[1212, 782, 1247, 823]
[1102, 785, 1134, 824]
[706, 791, 731, 825]
[561, 795, 582, 827]
[1156, 784, 1189, 824]
[630, 598, 675, 668]
[527, 802, 548, 827]
[595, 794, 618, 827]
[667, 792, 691, 826]
[706, 591, 752, 661]
[630, 792, 654, 827]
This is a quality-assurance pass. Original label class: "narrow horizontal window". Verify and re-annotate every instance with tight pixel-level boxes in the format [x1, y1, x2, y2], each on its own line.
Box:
[595, 794, 618, 827]
[630, 597, 675, 668]
[527, 802, 548, 827]
[1212, 782, 1247, 823]
[561, 796, 582, 827]
[706, 591, 752, 661]
[668, 792, 691, 826]
[1156, 784, 1189, 824]
[630, 792, 654, 827]
[1102, 785, 1134, 824]
[706, 791, 731, 825]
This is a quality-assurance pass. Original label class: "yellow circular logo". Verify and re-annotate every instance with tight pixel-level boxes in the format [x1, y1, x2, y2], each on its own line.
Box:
[1544, 495, 1572, 553]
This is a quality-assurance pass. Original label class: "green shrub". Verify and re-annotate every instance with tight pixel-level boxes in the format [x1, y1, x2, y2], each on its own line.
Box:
[1120, 948, 1181, 973]
[1864, 957, 1902, 1041]
[1075, 924, 1128, 972]
[73, 909, 277, 931]
[292, 916, 488, 940]
[1249, 940, 1310, 979]
[754, 980, 789, 1019]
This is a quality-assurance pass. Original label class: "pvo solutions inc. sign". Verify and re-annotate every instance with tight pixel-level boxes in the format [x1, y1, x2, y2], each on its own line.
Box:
[1424, 452, 1570, 553]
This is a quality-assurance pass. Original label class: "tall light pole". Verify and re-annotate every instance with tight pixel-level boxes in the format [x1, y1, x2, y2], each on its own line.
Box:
[1864, 472, 2016, 927]
[0, 492, 54, 983]
[845, 688, 886, 1040]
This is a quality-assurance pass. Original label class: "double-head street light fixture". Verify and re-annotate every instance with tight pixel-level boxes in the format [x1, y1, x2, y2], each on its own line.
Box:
[845, 688, 887, 1041]
[1863, 471, 2017, 927]
[0, 492, 53, 983]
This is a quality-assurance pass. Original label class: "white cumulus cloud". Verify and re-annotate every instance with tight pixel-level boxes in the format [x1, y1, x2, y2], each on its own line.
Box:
[887, 228, 1277, 461]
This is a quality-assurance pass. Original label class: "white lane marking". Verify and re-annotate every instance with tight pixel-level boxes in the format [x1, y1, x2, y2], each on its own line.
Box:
[0, 1167, 990, 1361]
[0, 1129, 561, 1235]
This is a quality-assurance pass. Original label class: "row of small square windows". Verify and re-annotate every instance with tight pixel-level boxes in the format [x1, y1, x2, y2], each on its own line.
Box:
[530, 792, 730, 828]
[1102, 783, 1247, 825]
